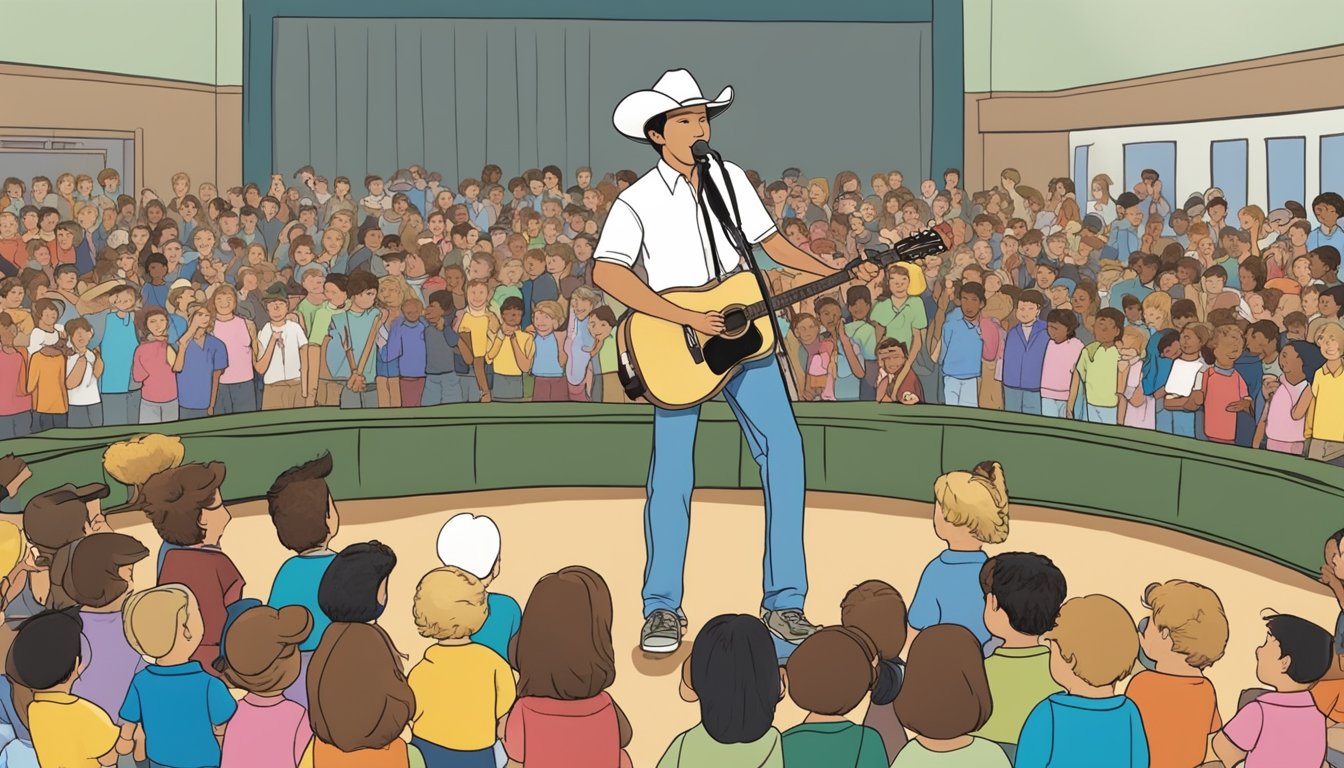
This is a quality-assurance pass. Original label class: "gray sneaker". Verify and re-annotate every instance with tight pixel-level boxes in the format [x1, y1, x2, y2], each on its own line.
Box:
[641, 609, 683, 654]
[762, 609, 819, 645]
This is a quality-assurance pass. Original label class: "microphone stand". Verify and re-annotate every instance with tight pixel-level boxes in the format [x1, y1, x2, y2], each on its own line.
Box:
[694, 151, 800, 401]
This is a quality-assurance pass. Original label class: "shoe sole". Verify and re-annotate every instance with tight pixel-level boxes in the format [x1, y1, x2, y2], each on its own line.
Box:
[641, 639, 681, 654]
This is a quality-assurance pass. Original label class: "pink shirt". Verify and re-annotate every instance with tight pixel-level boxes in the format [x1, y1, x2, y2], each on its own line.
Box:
[504, 693, 623, 768]
[1222, 690, 1325, 768]
[213, 315, 255, 384]
[1265, 376, 1309, 443]
[0, 348, 30, 416]
[220, 693, 310, 768]
[979, 316, 1002, 363]
[132, 340, 177, 404]
[1040, 337, 1084, 400]
[1122, 362, 1154, 429]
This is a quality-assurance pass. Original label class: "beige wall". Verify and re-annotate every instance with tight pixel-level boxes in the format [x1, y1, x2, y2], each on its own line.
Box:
[0, 63, 241, 196]
[963, 44, 1344, 193]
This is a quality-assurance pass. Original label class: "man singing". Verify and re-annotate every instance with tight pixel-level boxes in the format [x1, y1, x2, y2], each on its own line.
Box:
[593, 69, 878, 653]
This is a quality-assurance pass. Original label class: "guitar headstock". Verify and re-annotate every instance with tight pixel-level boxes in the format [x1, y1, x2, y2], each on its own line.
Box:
[864, 226, 950, 268]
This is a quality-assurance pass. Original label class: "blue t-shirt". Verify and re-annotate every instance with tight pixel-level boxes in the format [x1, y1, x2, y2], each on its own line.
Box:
[940, 308, 984, 380]
[168, 314, 188, 346]
[0, 675, 32, 744]
[1309, 226, 1344, 282]
[142, 281, 170, 309]
[176, 334, 229, 410]
[97, 311, 138, 394]
[532, 333, 563, 377]
[908, 549, 991, 647]
[268, 552, 337, 653]
[1015, 693, 1148, 768]
[120, 662, 237, 768]
[472, 592, 522, 663]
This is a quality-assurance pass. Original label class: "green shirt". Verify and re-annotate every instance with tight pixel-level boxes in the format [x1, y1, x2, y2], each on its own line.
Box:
[781, 722, 887, 768]
[973, 645, 1062, 744]
[656, 724, 784, 768]
[597, 334, 617, 376]
[1075, 341, 1121, 407]
[891, 737, 1012, 767]
[846, 320, 879, 359]
[870, 296, 927, 347]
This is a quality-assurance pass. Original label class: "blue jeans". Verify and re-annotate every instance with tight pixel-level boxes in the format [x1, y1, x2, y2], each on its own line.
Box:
[1086, 404, 1117, 424]
[215, 381, 257, 414]
[644, 355, 805, 617]
[423, 372, 465, 404]
[410, 736, 494, 768]
[1170, 409, 1196, 437]
[943, 376, 979, 407]
[1041, 397, 1068, 418]
[1154, 399, 1173, 433]
[101, 391, 141, 426]
[339, 386, 378, 409]
[1003, 387, 1041, 415]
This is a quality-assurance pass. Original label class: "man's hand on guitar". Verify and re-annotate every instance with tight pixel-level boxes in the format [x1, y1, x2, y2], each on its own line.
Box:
[850, 262, 881, 283]
[684, 309, 725, 337]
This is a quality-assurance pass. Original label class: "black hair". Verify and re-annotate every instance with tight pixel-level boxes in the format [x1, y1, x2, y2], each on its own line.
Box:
[1317, 247, 1344, 273]
[958, 281, 986, 303]
[500, 296, 525, 313]
[1202, 265, 1228, 281]
[317, 541, 397, 623]
[9, 609, 83, 690]
[426, 290, 456, 315]
[1265, 614, 1332, 685]
[690, 614, 779, 744]
[643, 113, 669, 157]
[145, 253, 168, 269]
[1312, 192, 1344, 219]
[846, 285, 872, 306]
[1046, 308, 1078, 338]
[1018, 289, 1046, 309]
[979, 553, 1067, 636]
[1157, 329, 1181, 354]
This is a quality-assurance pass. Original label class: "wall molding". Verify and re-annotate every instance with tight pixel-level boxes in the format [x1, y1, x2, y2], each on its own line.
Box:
[0, 61, 242, 95]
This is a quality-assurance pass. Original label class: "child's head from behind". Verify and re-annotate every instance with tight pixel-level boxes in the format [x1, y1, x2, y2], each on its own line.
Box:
[413, 566, 487, 641]
[318, 541, 397, 623]
[266, 452, 338, 554]
[515, 566, 615, 700]
[1139, 580, 1228, 671]
[435, 513, 500, 584]
[839, 580, 907, 706]
[142, 463, 229, 547]
[123, 584, 201, 661]
[894, 624, 992, 739]
[9, 609, 84, 692]
[933, 460, 1010, 546]
[1256, 613, 1332, 689]
[980, 552, 1067, 642]
[684, 614, 782, 745]
[786, 626, 877, 717]
[220, 605, 312, 695]
[56, 532, 149, 609]
[1045, 595, 1138, 692]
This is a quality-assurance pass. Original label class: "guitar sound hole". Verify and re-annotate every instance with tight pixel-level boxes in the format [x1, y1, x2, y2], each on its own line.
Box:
[721, 307, 750, 336]
[703, 323, 763, 375]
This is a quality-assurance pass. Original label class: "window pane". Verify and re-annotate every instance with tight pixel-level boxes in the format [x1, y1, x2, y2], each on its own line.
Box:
[1322, 134, 1344, 200]
[1123, 141, 1176, 231]
[1073, 145, 1089, 208]
[1266, 137, 1306, 211]
[1211, 140, 1248, 219]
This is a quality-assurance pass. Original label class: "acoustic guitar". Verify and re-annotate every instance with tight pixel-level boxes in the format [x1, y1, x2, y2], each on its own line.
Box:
[616, 228, 948, 409]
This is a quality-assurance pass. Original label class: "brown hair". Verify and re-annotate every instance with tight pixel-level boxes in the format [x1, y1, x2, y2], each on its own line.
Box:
[786, 626, 878, 716]
[49, 533, 148, 609]
[840, 580, 908, 662]
[23, 496, 88, 569]
[514, 566, 616, 700]
[1046, 595, 1139, 688]
[265, 453, 333, 553]
[220, 605, 312, 695]
[1142, 580, 1229, 670]
[308, 622, 415, 752]
[894, 624, 993, 739]
[141, 463, 227, 546]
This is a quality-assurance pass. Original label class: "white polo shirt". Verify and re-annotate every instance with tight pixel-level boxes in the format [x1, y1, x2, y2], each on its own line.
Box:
[594, 159, 777, 292]
[256, 319, 306, 383]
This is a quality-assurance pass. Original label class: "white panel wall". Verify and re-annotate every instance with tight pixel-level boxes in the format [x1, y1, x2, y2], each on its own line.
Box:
[1070, 109, 1344, 225]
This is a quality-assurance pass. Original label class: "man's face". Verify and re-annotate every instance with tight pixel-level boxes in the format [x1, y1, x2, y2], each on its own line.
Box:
[299, 209, 316, 228]
[262, 201, 279, 219]
[1321, 294, 1340, 319]
[241, 214, 257, 232]
[56, 229, 74, 249]
[920, 180, 936, 197]
[960, 291, 984, 317]
[944, 172, 959, 189]
[1125, 206, 1144, 227]
[577, 171, 591, 188]
[368, 180, 385, 197]
[1208, 203, 1227, 221]
[0, 217, 15, 239]
[651, 105, 709, 167]
[973, 221, 993, 240]
[1172, 216, 1189, 236]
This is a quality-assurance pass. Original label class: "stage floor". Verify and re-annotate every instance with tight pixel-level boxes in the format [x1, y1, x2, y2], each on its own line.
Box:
[110, 487, 1335, 767]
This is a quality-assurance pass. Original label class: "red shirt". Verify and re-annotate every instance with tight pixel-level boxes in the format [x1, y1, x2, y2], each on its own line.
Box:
[0, 348, 30, 416]
[504, 693, 623, 768]
[0, 239, 23, 271]
[1202, 367, 1248, 443]
[50, 244, 77, 266]
[158, 547, 245, 675]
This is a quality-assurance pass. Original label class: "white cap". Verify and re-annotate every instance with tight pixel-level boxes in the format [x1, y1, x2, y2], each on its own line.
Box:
[436, 512, 501, 580]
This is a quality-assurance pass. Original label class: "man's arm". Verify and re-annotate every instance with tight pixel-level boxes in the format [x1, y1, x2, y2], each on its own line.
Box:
[593, 260, 721, 333]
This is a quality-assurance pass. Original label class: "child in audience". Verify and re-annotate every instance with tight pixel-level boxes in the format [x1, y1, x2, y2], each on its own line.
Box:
[530, 300, 568, 402]
[782, 626, 888, 767]
[1041, 308, 1084, 417]
[1015, 595, 1149, 768]
[892, 624, 1009, 767]
[266, 452, 340, 708]
[217, 605, 314, 768]
[1193, 324, 1253, 444]
[1213, 613, 1331, 768]
[435, 512, 521, 663]
[408, 566, 516, 767]
[974, 552, 1067, 763]
[505, 566, 633, 768]
[1070, 307, 1125, 424]
[658, 615, 785, 768]
[145, 462, 245, 672]
[909, 461, 1010, 651]
[1126, 580, 1228, 768]
[484, 296, 533, 403]
[1118, 326, 1154, 428]
[1312, 528, 1344, 740]
[875, 338, 922, 404]
[1162, 323, 1213, 438]
[839, 580, 909, 763]
[120, 585, 238, 768]
[11, 610, 120, 768]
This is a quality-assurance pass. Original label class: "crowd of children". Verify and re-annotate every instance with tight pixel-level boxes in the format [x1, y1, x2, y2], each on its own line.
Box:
[0, 441, 1337, 767]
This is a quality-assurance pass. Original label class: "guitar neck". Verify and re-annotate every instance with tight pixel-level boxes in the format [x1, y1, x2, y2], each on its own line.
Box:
[744, 268, 858, 321]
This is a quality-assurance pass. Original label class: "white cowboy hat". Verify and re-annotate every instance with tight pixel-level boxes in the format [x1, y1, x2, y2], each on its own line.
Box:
[613, 69, 734, 143]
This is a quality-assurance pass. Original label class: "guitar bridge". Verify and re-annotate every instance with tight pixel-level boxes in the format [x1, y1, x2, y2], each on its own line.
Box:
[682, 325, 705, 364]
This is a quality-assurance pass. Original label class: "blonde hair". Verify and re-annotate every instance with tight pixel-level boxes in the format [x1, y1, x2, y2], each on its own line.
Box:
[934, 461, 1010, 544]
[1046, 595, 1138, 688]
[1142, 580, 1229, 670]
[1120, 326, 1148, 354]
[1315, 322, 1344, 351]
[1238, 205, 1265, 226]
[809, 178, 830, 201]
[412, 567, 487, 640]
[1140, 291, 1171, 330]
[533, 300, 566, 326]
[378, 276, 409, 309]
[103, 435, 185, 487]
[0, 521, 24, 578]
[123, 584, 194, 659]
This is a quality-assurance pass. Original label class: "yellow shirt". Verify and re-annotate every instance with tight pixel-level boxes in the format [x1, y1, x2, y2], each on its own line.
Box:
[29, 691, 120, 768]
[27, 349, 68, 414]
[2, 308, 33, 336]
[1311, 363, 1344, 442]
[457, 310, 495, 357]
[408, 643, 516, 751]
[486, 330, 535, 376]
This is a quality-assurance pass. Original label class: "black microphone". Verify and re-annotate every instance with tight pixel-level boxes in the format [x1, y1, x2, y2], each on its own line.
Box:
[691, 140, 713, 162]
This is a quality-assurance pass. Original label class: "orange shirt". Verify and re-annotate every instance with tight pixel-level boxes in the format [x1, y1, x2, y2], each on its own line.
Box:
[0, 238, 23, 271]
[26, 350, 68, 414]
[1125, 670, 1221, 768]
[1311, 676, 1344, 723]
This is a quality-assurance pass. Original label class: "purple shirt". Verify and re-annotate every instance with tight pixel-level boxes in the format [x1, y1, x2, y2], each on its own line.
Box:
[1002, 319, 1049, 391]
[176, 334, 229, 410]
[380, 318, 428, 378]
[1222, 690, 1325, 768]
[72, 610, 147, 725]
[220, 694, 310, 768]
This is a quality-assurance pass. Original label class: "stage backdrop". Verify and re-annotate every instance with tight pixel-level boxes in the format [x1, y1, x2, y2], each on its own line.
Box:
[267, 18, 933, 186]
